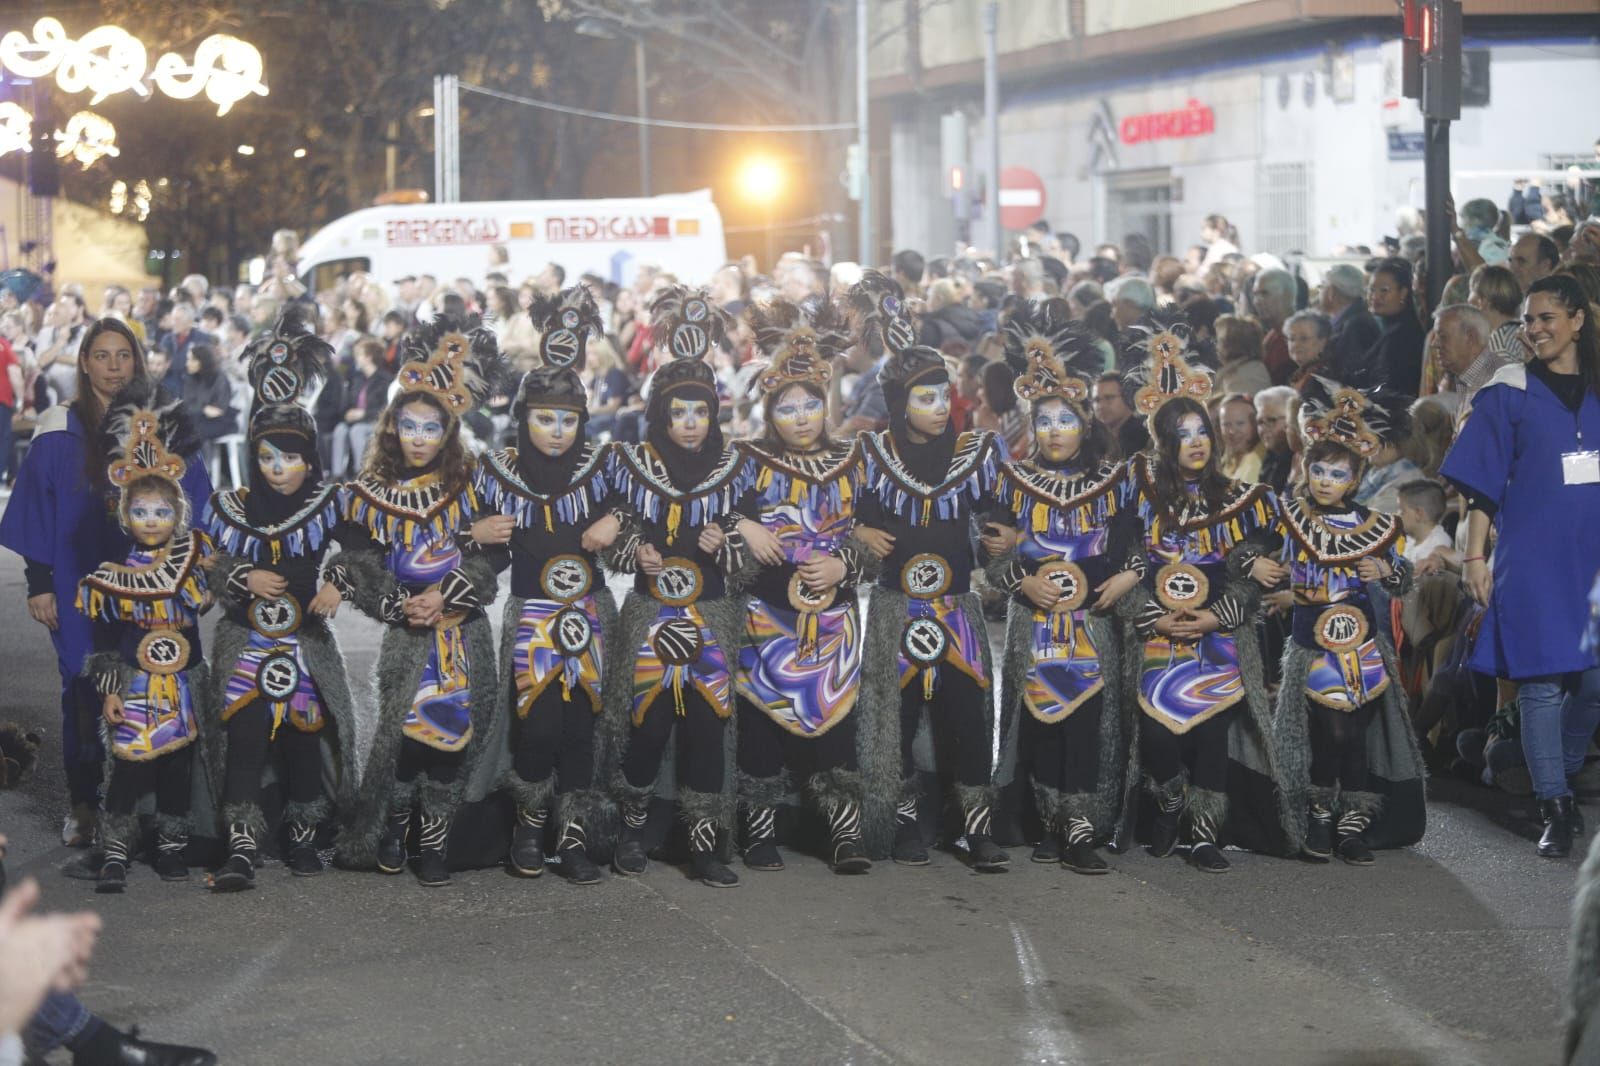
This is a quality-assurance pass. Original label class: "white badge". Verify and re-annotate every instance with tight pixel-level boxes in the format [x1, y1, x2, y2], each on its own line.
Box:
[1562, 450, 1600, 486]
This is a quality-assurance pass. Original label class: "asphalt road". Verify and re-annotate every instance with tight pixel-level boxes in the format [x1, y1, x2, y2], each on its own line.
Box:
[0, 521, 1578, 1066]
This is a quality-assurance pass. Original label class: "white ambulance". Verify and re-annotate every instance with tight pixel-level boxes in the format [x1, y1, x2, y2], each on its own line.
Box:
[296, 189, 728, 292]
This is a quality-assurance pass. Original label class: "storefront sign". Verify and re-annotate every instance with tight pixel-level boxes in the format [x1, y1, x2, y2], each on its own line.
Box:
[385, 217, 503, 246]
[1119, 99, 1215, 146]
[1387, 130, 1425, 161]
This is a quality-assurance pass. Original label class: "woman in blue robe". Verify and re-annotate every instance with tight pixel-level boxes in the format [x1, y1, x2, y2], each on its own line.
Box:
[1441, 274, 1600, 859]
[0, 318, 213, 845]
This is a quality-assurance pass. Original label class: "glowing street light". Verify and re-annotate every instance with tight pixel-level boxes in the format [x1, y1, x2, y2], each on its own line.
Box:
[292, 147, 307, 158]
[737, 156, 784, 205]
[54, 110, 119, 168]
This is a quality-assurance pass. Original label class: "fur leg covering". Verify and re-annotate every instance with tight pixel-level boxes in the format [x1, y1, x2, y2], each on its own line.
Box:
[612, 774, 656, 814]
[954, 783, 998, 818]
[1306, 784, 1338, 811]
[1057, 790, 1099, 831]
[678, 786, 728, 833]
[558, 788, 616, 848]
[737, 770, 789, 810]
[284, 796, 332, 828]
[99, 810, 139, 852]
[1187, 787, 1228, 844]
[154, 811, 191, 839]
[807, 768, 866, 813]
[1337, 789, 1385, 827]
[221, 801, 269, 839]
[416, 773, 465, 821]
[1147, 771, 1187, 809]
[1032, 780, 1066, 830]
[502, 773, 556, 819]
[858, 588, 915, 860]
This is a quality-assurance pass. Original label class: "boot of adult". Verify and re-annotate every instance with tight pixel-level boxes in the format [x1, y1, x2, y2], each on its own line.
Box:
[1539, 796, 1575, 858]
[70, 1023, 217, 1066]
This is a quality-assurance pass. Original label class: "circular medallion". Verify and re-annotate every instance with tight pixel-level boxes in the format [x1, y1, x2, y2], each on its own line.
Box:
[543, 327, 580, 368]
[684, 299, 709, 322]
[651, 616, 704, 666]
[259, 365, 301, 404]
[268, 341, 289, 365]
[901, 617, 949, 667]
[885, 316, 916, 354]
[787, 570, 836, 614]
[136, 630, 189, 676]
[256, 651, 301, 702]
[250, 595, 302, 638]
[653, 558, 704, 606]
[540, 554, 594, 603]
[552, 607, 594, 657]
[1314, 604, 1369, 653]
[671, 322, 708, 361]
[901, 553, 952, 600]
[561, 309, 581, 329]
[1037, 560, 1089, 612]
[1155, 562, 1209, 612]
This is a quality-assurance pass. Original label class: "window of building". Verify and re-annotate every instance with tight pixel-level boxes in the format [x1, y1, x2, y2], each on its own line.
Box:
[1257, 162, 1310, 257]
[1105, 169, 1173, 257]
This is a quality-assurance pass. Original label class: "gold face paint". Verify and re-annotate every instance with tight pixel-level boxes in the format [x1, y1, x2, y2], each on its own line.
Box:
[256, 440, 309, 495]
[527, 407, 581, 458]
[770, 385, 825, 451]
[1031, 399, 1083, 464]
[905, 382, 951, 438]
[667, 396, 710, 451]
[1175, 414, 1212, 474]
[126, 489, 178, 547]
[396, 400, 446, 468]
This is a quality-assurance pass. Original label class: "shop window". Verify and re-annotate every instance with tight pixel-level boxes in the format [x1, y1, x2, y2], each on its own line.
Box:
[1257, 163, 1310, 257]
[1106, 169, 1173, 258]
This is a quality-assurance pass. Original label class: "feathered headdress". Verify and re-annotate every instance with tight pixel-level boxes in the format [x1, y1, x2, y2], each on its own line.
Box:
[1123, 322, 1214, 427]
[394, 313, 507, 419]
[749, 297, 850, 399]
[101, 378, 200, 530]
[530, 285, 604, 371]
[1003, 297, 1103, 414]
[643, 286, 727, 417]
[846, 270, 917, 357]
[244, 303, 333, 443]
[513, 364, 589, 420]
[1300, 377, 1411, 452]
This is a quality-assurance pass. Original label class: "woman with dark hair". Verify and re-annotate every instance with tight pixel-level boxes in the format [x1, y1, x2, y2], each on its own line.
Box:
[1362, 258, 1426, 394]
[182, 343, 238, 446]
[975, 359, 1030, 459]
[326, 315, 507, 886]
[1442, 272, 1600, 858]
[1115, 330, 1295, 872]
[729, 298, 879, 875]
[0, 318, 211, 847]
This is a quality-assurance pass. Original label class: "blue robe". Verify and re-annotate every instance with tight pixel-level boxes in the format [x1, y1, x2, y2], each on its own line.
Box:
[1440, 365, 1600, 679]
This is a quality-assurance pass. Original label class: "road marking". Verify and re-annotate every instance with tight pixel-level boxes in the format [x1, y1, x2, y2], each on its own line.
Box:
[1009, 919, 1084, 1065]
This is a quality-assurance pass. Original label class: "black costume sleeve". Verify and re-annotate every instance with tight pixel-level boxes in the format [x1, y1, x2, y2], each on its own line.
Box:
[1107, 503, 1146, 576]
[23, 558, 52, 598]
[832, 531, 884, 587]
[981, 548, 1030, 596]
[210, 553, 253, 613]
[439, 568, 482, 614]
[600, 499, 641, 574]
[83, 619, 128, 697]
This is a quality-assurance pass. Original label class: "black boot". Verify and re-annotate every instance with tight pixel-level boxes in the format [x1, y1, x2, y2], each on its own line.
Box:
[688, 818, 738, 887]
[211, 821, 257, 892]
[964, 805, 1010, 872]
[742, 804, 783, 871]
[287, 820, 323, 877]
[825, 799, 871, 874]
[96, 837, 129, 894]
[1061, 816, 1108, 875]
[1146, 777, 1185, 859]
[612, 801, 649, 876]
[1335, 792, 1379, 866]
[1031, 819, 1062, 864]
[376, 807, 409, 875]
[555, 822, 603, 885]
[509, 806, 547, 877]
[1571, 798, 1587, 837]
[72, 1023, 217, 1065]
[1539, 796, 1575, 859]
[154, 828, 189, 882]
[413, 813, 451, 886]
[1186, 788, 1230, 873]
[1303, 796, 1334, 863]
[892, 796, 929, 866]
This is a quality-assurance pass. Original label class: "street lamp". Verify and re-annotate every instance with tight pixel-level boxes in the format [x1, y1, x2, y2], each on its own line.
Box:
[738, 155, 784, 271]
[575, 16, 650, 197]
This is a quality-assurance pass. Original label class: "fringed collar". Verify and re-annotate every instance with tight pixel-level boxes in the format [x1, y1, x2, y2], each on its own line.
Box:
[1279, 496, 1400, 565]
[78, 531, 210, 624]
[997, 458, 1127, 538]
[1131, 452, 1275, 550]
[611, 441, 748, 546]
[739, 438, 862, 514]
[475, 443, 608, 532]
[346, 471, 476, 548]
[861, 429, 999, 525]
[205, 483, 342, 565]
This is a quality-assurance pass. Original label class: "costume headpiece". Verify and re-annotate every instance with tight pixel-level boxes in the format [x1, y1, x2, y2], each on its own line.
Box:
[1002, 297, 1102, 413]
[846, 269, 917, 357]
[244, 303, 333, 442]
[1124, 323, 1213, 426]
[513, 365, 589, 420]
[394, 313, 506, 419]
[530, 285, 604, 370]
[749, 297, 849, 399]
[101, 378, 200, 529]
[644, 286, 727, 414]
[1300, 377, 1411, 451]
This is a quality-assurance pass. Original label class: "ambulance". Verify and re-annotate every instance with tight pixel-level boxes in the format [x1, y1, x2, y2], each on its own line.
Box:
[296, 188, 728, 292]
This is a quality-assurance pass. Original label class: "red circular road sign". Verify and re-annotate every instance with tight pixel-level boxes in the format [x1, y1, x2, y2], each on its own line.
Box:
[998, 166, 1047, 231]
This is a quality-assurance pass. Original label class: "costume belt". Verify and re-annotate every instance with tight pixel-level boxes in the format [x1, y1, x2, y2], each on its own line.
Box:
[900, 553, 953, 600]
[650, 557, 705, 606]
[539, 554, 594, 603]
[249, 595, 302, 639]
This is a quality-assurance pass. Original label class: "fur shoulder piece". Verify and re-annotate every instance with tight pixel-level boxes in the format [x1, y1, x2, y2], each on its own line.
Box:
[860, 429, 1000, 523]
[996, 457, 1126, 537]
[77, 531, 210, 623]
[345, 471, 476, 548]
[203, 483, 342, 564]
[1278, 496, 1401, 566]
[473, 443, 609, 529]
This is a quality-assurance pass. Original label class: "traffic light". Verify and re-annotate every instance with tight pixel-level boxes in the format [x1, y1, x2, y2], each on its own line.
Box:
[1400, 0, 1422, 100]
[1420, 0, 1462, 120]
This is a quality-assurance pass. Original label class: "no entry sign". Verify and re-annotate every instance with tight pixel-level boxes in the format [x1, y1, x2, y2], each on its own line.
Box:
[998, 166, 1046, 231]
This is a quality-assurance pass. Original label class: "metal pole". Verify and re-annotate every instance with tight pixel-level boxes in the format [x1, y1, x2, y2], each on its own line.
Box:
[433, 75, 443, 202]
[1423, 116, 1451, 311]
[636, 39, 651, 197]
[447, 74, 460, 202]
[983, 2, 1001, 262]
[855, 0, 871, 265]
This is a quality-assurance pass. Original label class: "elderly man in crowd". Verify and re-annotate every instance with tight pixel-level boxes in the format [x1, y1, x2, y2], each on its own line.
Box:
[1432, 304, 1499, 426]
[1318, 262, 1381, 383]
[1254, 385, 1298, 493]
[1106, 275, 1156, 334]
[1508, 232, 1560, 293]
[1250, 268, 1298, 385]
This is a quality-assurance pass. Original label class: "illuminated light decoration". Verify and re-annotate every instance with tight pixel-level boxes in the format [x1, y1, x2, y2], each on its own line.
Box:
[0, 18, 268, 116]
[236, 144, 255, 156]
[0, 101, 31, 157]
[1119, 99, 1216, 146]
[292, 147, 306, 158]
[55, 110, 119, 169]
[132, 179, 151, 221]
[109, 179, 127, 214]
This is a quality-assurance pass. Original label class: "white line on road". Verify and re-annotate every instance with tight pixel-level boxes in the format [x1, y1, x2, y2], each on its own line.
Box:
[1009, 919, 1084, 1066]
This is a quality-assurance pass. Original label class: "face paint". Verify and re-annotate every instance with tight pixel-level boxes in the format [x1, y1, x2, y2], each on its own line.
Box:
[396, 401, 446, 468]
[256, 440, 309, 496]
[1307, 458, 1356, 507]
[771, 385, 825, 451]
[127, 490, 178, 547]
[905, 382, 951, 438]
[1175, 414, 1212, 474]
[667, 396, 710, 451]
[527, 407, 581, 458]
[1031, 400, 1083, 463]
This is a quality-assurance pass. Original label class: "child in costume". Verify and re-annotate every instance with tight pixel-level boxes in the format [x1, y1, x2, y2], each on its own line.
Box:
[850, 272, 1012, 871]
[731, 297, 878, 875]
[78, 381, 211, 891]
[328, 316, 506, 887]
[473, 287, 626, 884]
[983, 299, 1143, 874]
[1273, 384, 1425, 865]
[202, 306, 359, 891]
[606, 286, 758, 888]
[1116, 328, 1296, 872]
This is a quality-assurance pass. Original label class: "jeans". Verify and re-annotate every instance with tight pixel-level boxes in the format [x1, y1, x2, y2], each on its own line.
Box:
[0, 403, 13, 484]
[1519, 667, 1600, 800]
[23, 989, 99, 1056]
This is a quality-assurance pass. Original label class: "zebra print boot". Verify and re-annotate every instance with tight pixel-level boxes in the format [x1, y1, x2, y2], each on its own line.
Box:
[825, 799, 871, 874]
[555, 821, 602, 885]
[1061, 815, 1108, 875]
[510, 805, 548, 877]
[212, 821, 258, 892]
[742, 805, 783, 871]
[962, 802, 1010, 873]
[413, 813, 451, 887]
[892, 792, 929, 866]
[688, 818, 739, 887]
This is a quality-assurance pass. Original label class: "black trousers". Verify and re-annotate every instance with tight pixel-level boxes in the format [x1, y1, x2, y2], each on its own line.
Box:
[1023, 695, 1102, 796]
[512, 686, 598, 796]
[898, 668, 992, 790]
[104, 746, 193, 819]
[736, 697, 858, 783]
[220, 703, 322, 810]
[622, 689, 728, 797]
[395, 738, 463, 788]
[1307, 699, 1378, 792]
[1139, 705, 1236, 793]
